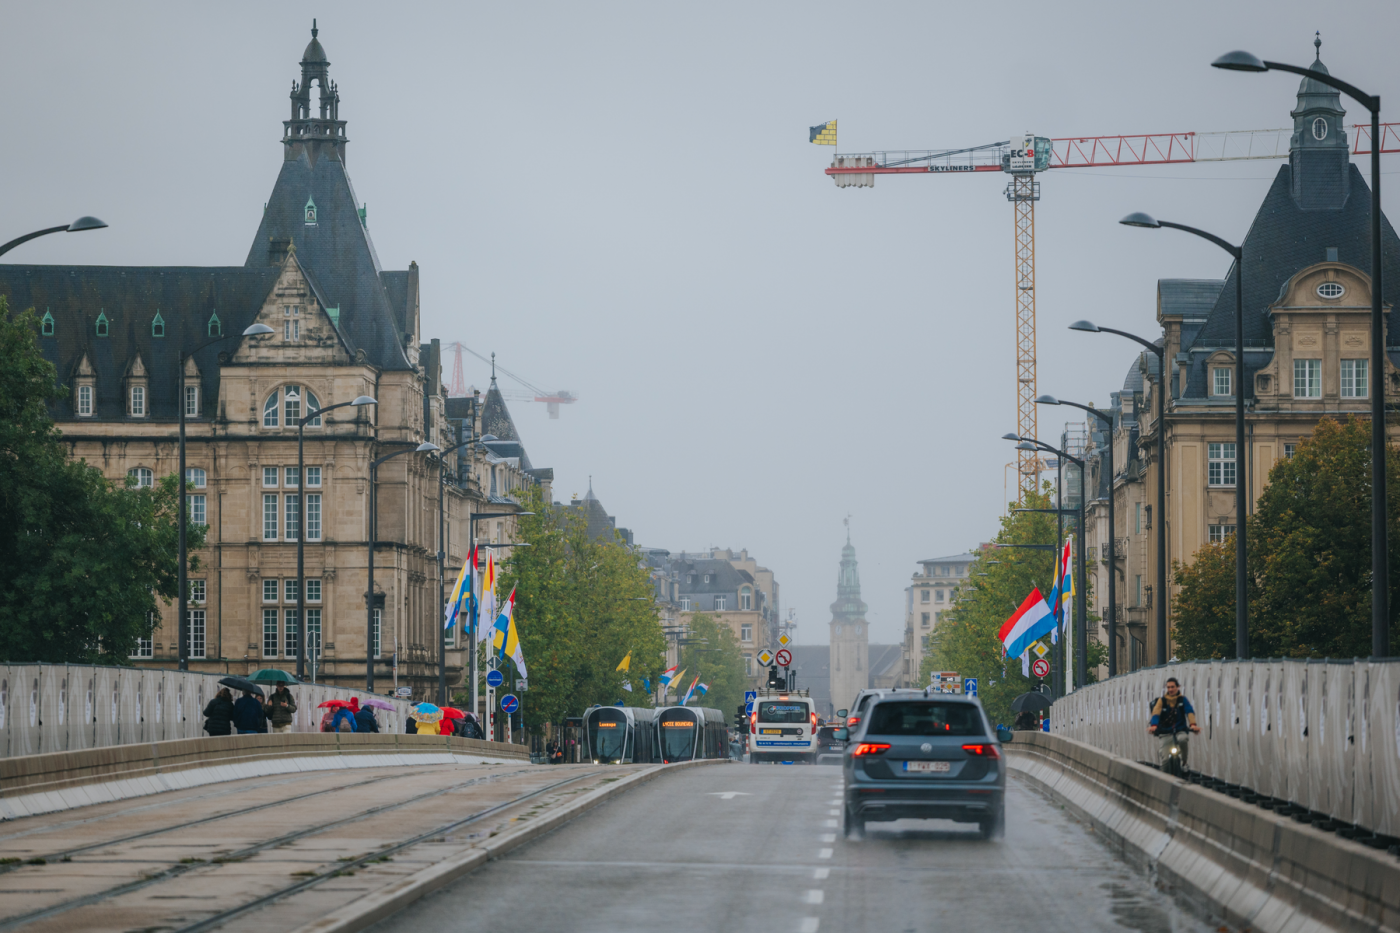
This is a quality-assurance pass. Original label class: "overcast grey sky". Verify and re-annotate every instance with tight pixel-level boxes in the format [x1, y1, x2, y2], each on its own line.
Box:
[4, 2, 1398, 645]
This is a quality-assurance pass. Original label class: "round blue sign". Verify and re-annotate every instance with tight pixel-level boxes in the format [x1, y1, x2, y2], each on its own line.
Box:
[486, 669, 504, 688]
[500, 694, 519, 713]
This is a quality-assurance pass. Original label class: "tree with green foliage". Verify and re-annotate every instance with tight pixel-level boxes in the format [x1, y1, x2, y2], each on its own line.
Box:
[493, 484, 666, 734]
[675, 613, 746, 717]
[1173, 416, 1400, 659]
[0, 299, 203, 662]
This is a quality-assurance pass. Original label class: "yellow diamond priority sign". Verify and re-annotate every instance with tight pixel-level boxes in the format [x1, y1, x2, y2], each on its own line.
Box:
[777, 634, 791, 647]
[1033, 641, 1049, 659]
[757, 650, 774, 665]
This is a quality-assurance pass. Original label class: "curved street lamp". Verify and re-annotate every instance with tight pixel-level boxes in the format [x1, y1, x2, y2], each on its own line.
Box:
[1212, 46, 1387, 656]
[178, 322, 274, 671]
[1120, 212, 1248, 662]
[366, 442, 441, 692]
[295, 395, 377, 680]
[0, 216, 107, 258]
[1069, 320, 1169, 666]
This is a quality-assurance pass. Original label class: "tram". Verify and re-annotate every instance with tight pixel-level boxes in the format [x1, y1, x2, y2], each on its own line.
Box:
[583, 705, 659, 763]
[655, 706, 728, 763]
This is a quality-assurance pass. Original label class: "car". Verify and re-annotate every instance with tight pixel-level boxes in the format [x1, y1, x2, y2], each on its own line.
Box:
[836, 691, 1012, 840]
[749, 690, 817, 764]
[844, 687, 927, 734]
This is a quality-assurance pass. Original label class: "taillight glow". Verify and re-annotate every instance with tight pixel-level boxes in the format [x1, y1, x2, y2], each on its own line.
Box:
[852, 743, 891, 757]
[810, 712, 818, 728]
[962, 744, 1001, 758]
[847, 716, 861, 729]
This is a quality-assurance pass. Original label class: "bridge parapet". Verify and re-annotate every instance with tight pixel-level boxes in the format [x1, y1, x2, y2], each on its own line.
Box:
[1053, 658, 1400, 838]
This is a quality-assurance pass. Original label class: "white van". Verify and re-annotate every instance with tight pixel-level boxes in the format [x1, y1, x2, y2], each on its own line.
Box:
[748, 690, 817, 764]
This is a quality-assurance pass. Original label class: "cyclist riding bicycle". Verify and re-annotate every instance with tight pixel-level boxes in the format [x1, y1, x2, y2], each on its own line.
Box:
[1147, 677, 1200, 770]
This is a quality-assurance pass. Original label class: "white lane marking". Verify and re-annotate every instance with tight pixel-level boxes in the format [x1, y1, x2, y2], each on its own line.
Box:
[813, 868, 830, 880]
[827, 809, 839, 816]
[804, 889, 825, 905]
[823, 819, 837, 828]
[827, 799, 842, 805]
[818, 848, 833, 859]
[800, 918, 820, 933]
[820, 833, 836, 843]
[707, 792, 752, 800]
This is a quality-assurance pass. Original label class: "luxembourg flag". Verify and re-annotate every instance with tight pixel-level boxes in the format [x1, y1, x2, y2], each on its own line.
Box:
[998, 587, 1057, 663]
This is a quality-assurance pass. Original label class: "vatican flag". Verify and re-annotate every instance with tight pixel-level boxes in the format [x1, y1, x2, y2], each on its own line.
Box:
[809, 120, 837, 146]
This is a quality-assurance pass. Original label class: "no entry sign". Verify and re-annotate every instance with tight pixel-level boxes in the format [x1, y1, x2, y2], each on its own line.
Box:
[1032, 658, 1051, 679]
[775, 649, 792, 666]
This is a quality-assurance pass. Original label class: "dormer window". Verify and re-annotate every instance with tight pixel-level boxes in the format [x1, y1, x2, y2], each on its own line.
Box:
[41, 311, 54, 336]
[1317, 282, 1344, 300]
[1212, 367, 1232, 397]
[1312, 117, 1328, 140]
[129, 385, 146, 417]
[152, 312, 165, 338]
[304, 196, 317, 225]
[77, 384, 93, 417]
[208, 312, 222, 337]
[95, 312, 109, 337]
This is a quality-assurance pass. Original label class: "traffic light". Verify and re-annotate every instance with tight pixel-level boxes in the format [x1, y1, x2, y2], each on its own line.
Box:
[734, 704, 746, 735]
[766, 665, 782, 688]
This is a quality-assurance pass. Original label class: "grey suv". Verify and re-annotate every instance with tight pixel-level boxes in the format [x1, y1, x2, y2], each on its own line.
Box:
[837, 692, 1009, 839]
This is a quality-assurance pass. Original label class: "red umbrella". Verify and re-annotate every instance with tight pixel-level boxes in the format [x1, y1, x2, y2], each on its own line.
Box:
[317, 699, 352, 709]
[441, 706, 466, 720]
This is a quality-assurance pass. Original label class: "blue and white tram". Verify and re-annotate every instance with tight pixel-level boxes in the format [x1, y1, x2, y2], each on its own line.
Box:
[583, 706, 659, 764]
[655, 706, 727, 763]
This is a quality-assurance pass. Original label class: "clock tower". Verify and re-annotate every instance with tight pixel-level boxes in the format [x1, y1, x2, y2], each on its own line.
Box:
[829, 524, 869, 714]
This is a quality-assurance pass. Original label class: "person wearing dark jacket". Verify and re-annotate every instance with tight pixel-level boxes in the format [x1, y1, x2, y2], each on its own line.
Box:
[351, 698, 379, 733]
[203, 688, 236, 736]
[265, 685, 297, 734]
[232, 691, 267, 734]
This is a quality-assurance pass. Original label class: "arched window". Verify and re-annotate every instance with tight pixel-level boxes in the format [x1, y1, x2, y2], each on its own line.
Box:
[740, 586, 753, 611]
[41, 311, 54, 336]
[263, 390, 280, 427]
[185, 467, 206, 488]
[265, 386, 321, 428]
[1313, 117, 1328, 140]
[127, 467, 154, 488]
[152, 312, 165, 338]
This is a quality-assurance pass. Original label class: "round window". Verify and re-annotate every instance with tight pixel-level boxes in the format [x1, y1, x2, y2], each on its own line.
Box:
[1313, 117, 1328, 140]
[1317, 282, 1345, 299]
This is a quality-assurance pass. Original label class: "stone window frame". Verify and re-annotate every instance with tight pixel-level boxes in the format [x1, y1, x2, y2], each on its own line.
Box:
[1212, 366, 1232, 397]
[1208, 442, 1237, 487]
[263, 384, 323, 429]
[740, 623, 752, 642]
[1340, 359, 1368, 398]
[1293, 359, 1322, 399]
[127, 467, 154, 488]
[129, 384, 146, 417]
[76, 383, 94, 417]
[1208, 524, 1236, 545]
[740, 586, 752, 610]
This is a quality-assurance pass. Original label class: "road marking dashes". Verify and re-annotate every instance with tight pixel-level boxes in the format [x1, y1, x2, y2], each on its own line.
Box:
[823, 819, 837, 828]
[818, 847, 833, 859]
[820, 833, 836, 843]
[799, 918, 820, 933]
[813, 868, 830, 880]
[804, 889, 824, 904]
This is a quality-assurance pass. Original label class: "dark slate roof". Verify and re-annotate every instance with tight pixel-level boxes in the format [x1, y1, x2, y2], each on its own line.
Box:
[480, 382, 522, 442]
[1160, 278, 1223, 349]
[918, 552, 976, 565]
[0, 264, 279, 421]
[868, 644, 903, 682]
[244, 151, 412, 371]
[675, 559, 748, 596]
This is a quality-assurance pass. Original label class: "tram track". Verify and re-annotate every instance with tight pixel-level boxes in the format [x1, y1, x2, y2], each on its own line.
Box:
[0, 765, 549, 931]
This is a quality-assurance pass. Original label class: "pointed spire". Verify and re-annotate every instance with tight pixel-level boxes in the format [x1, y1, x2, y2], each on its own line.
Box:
[491, 351, 497, 384]
[1314, 30, 1321, 60]
[312, 17, 318, 39]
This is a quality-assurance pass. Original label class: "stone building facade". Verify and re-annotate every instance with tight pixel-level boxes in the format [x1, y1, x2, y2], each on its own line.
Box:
[0, 27, 541, 699]
[900, 552, 975, 686]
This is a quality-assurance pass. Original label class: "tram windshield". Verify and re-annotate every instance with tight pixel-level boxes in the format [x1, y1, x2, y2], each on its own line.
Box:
[659, 711, 698, 760]
[589, 710, 628, 762]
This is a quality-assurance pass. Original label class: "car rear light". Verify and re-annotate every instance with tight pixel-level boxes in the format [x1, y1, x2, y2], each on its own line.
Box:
[847, 716, 860, 729]
[962, 743, 1001, 759]
[811, 712, 818, 728]
[852, 743, 891, 757]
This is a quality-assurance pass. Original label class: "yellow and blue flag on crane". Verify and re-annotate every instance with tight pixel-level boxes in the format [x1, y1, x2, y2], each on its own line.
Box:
[809, 119, 837, 146]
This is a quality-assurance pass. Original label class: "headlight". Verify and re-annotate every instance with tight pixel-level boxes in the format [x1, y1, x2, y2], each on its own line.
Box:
[1169, 747, 1178, 754]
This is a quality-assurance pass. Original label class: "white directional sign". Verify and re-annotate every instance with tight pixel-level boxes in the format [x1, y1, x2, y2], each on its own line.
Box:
[757, 650, 774, 665]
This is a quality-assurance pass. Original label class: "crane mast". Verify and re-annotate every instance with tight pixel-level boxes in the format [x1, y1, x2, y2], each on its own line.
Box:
[1009, 173, 1040, 492]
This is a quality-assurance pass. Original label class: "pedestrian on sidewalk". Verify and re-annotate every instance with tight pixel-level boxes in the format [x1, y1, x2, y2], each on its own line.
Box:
[232, 690, 267, 735]
[203, 688, 235, 736]
[266, 684, 297, 734]
[352, 697, 379, 733]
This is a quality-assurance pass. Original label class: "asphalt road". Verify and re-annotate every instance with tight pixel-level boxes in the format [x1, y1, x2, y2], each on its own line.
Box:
[375, 761, 1213, 933]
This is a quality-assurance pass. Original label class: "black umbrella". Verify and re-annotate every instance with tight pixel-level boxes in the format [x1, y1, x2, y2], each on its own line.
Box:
[219, 676, 265, 697]
[1011, 691, 1053, 713]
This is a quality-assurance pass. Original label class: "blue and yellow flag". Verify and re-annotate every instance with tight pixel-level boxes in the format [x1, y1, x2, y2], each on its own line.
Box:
[809, 119, 837, 146]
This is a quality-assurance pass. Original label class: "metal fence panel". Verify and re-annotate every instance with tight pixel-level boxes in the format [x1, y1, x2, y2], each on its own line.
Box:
[0, 665, 12, 758]
[1366, 662, 1400, 837]
[1352, 663, 1376, 830]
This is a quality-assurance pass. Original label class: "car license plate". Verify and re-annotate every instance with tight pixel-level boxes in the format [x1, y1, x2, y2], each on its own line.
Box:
[903, 760, 950, 773]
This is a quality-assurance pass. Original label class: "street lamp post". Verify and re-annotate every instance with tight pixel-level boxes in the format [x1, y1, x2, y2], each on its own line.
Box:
[366, 442, 440, 692]
[1120, 213, 1248, 661]
[177, 322, 274, 671]
[1038, 395, 1118, 677]
[1005, 432, 1066, 692]
[1015, 439, 1088, 688]
[1212, 47, 1387, 656]
[1070, 321, 1168, 665]
[0, 216, 107, 259]
[296, 395, 376, 680]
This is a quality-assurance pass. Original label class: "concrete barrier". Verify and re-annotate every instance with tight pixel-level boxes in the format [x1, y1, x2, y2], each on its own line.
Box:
[1007, 730, 1400, 933]
[0, 732, 529, 820]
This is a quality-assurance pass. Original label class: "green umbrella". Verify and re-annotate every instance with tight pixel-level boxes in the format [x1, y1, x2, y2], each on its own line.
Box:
[249, 668, 299, 684]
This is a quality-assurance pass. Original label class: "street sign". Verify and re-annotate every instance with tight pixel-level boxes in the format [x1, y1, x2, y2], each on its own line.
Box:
[394, 686, 412, 698]
[500, 694, 519, 713]
[1033, 641, 1049, 659]
[775, 649, 792, 667]
[757, 650, 774, 665]
[777, 634, 791, 647]
[1032, 658, 1051, 678]
[964, 677, 978, 697]
[486, 669, 504, 688]
[744, 690, 756, 713]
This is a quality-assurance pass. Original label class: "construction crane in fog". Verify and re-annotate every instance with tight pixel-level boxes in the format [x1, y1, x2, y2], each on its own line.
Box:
[446, 342, 578, 419]
[822, 121, 1400, 494]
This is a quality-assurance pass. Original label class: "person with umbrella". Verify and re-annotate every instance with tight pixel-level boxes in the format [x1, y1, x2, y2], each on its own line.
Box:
[352, 697, 379, 733]
[232, 690, 267, 735]
[203, 688, 236, 736]
[409, 703, 443, 735]
[265, 683, 298, 734]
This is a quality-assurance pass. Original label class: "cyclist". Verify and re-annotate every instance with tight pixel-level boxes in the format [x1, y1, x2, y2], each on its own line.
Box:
[1147, 677, 1200, 770]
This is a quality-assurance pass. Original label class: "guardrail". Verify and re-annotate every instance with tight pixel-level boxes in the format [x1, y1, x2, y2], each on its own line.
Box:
[1051, 658, 1400, 838]
[0, 663, 421, 757]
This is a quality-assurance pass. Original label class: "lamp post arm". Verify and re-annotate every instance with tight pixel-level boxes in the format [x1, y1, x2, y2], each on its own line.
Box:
[0, 225, 70, 258]
[1260, 61, 1378, 112]
[1054, 400, 1113, 425]
[1154, 221, 1242, 259]
[1093, 325, 1164, 357]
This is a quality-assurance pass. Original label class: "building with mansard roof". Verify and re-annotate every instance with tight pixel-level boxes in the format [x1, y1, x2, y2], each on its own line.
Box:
[0, 25, 545, 699]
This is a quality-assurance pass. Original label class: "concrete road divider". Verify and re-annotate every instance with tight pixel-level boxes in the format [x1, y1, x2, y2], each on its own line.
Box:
[291, 759, 731, 933]
[0, 733, 528, 819]
[1005, 730, 1400, 933]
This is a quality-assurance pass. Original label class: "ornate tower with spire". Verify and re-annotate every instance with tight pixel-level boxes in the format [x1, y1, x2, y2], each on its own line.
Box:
[285, 20, 348, 165]
[1289, 33, 1350, 211]
[828, 521, 870, 712]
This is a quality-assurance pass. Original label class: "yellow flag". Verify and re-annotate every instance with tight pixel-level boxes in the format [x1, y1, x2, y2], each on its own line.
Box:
[809, 119, 836, 146]
[616, 651, 631, 672]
